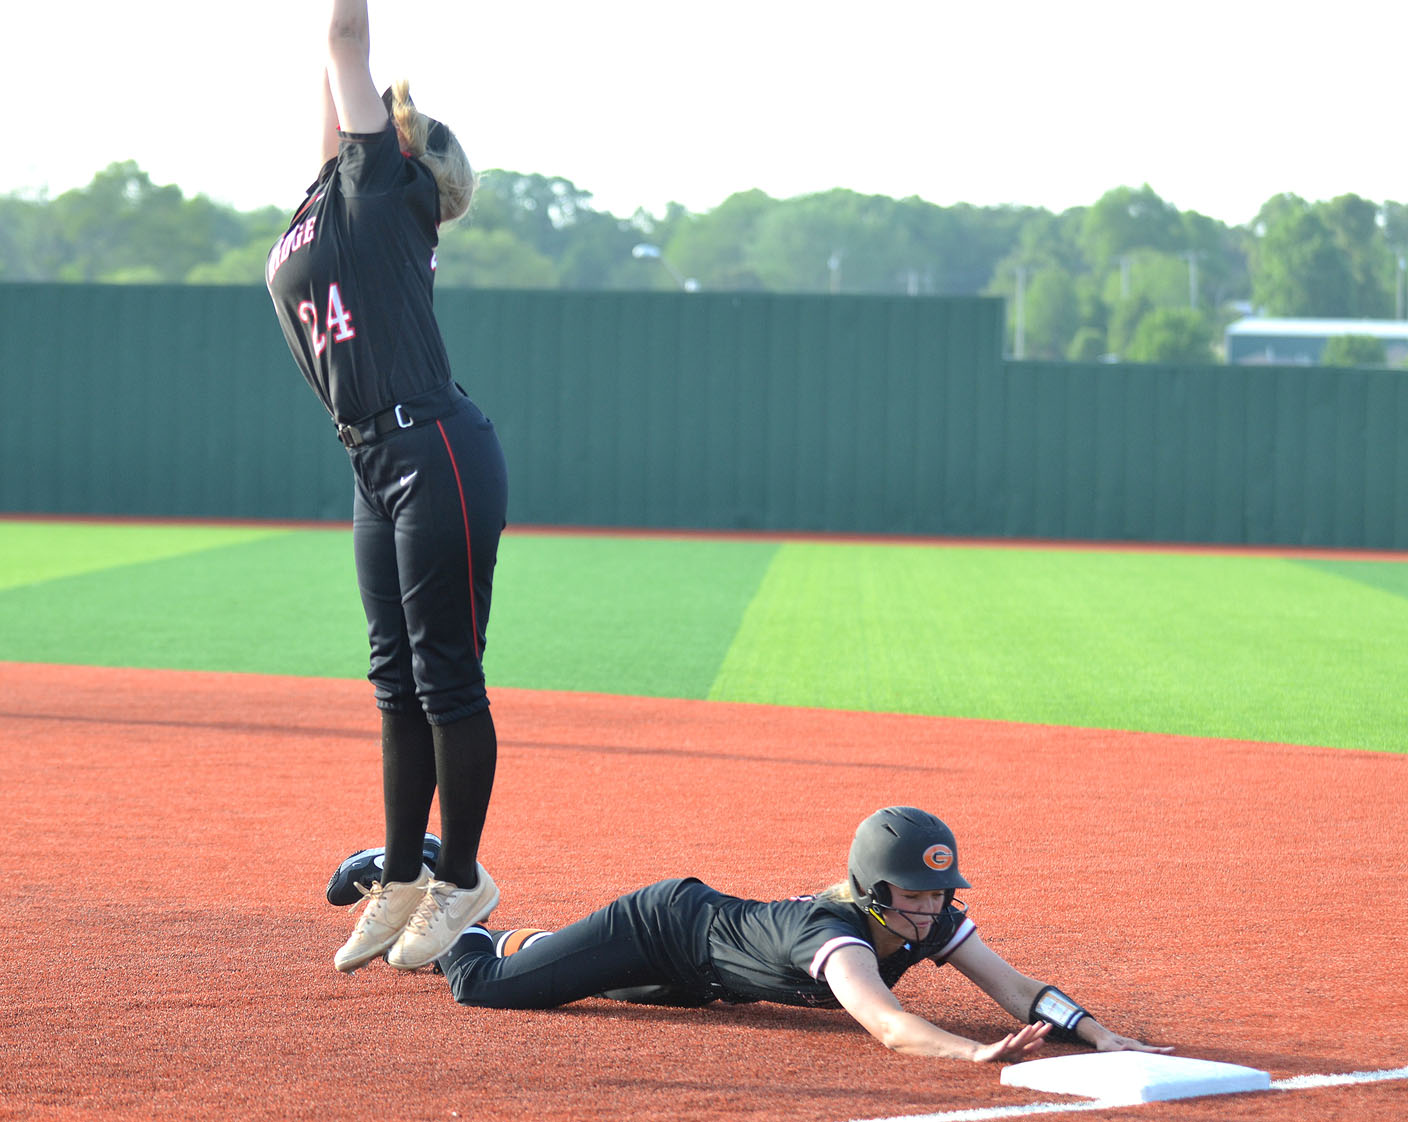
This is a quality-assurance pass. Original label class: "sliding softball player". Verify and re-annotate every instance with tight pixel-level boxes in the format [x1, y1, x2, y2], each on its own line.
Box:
[331, 808, 1171, 1062]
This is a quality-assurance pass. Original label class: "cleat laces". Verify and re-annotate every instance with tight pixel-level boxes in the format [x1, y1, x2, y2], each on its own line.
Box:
[402, 881, 456, 938]
[351, 881, 402, 930]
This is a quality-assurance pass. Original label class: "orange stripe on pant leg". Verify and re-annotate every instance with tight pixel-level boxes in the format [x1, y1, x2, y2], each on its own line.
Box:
[501, 928, 551, 956]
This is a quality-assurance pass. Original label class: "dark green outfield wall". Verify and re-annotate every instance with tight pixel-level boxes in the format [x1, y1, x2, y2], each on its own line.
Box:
[984, 360, 1407, 548]
[443, 289, 1007, 535]
[2, 283, 1405, 547]
[3, 284, 347, 521]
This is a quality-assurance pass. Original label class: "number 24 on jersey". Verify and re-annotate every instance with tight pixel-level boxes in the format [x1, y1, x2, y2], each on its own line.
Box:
[298, 284, 357, 355]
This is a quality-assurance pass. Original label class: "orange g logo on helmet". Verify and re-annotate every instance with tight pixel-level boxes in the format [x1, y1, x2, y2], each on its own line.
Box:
[922, 844, 955, 871]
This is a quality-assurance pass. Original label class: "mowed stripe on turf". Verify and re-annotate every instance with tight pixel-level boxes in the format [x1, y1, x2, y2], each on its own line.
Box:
[0, 522, 780, 697]
[706, 542, 1408, 750]
[0, 519, 288, 590]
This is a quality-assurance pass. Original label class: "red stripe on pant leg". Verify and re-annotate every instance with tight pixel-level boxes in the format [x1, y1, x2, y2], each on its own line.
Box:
[435, 419, 480, 660]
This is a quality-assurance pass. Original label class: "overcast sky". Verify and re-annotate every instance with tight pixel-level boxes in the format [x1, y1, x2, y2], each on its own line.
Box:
[5, 1, 1403, 225]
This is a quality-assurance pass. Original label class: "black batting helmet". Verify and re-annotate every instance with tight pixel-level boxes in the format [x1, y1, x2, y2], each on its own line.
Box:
[848, 807, 971, 914]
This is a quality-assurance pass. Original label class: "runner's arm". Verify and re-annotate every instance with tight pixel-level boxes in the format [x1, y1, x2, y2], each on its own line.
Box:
[823, 944, 1050, 1062]
[948, 932, 1172, 1054]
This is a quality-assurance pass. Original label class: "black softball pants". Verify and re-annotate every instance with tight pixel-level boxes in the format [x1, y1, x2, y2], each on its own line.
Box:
[349, 393, 508, 723]
[442, 878, 722, 1009]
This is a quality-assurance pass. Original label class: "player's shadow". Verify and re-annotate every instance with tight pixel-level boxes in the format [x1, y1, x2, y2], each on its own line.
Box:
[508, 738, 940, 773]
[1161, 1044, 1354, 1074]
[507, 999, 1356, 1076]
[552, 997, 860, 1035]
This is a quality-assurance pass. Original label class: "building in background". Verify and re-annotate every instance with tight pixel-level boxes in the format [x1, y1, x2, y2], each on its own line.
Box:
[1225, 317, 1408, 365]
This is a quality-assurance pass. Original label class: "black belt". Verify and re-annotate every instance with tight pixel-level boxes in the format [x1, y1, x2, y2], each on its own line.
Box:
[335, 383, 465, 448]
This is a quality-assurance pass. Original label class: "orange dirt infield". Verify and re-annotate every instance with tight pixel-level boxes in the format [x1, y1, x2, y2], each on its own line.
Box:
[3, 661, 1405, 1122]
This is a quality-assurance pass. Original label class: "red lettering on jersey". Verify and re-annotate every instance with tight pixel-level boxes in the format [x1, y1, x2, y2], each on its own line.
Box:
[267, 217, 318, 284]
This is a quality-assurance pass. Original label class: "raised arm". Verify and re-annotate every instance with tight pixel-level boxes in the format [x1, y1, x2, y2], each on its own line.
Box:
[948, 932, 1172, 1054]
[317, 70, 341, 166]
[823, 945, 1050, 1062]
[324, 0, 388, 136]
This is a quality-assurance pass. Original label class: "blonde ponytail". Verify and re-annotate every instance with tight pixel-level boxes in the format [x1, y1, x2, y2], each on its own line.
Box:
[388, 79, 477, 224]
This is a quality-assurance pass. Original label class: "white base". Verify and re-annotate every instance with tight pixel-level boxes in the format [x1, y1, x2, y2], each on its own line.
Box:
[1000, 1052, 1271, 1106]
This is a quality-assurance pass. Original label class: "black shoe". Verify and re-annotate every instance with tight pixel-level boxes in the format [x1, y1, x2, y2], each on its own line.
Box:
[325, 833, 442, 906]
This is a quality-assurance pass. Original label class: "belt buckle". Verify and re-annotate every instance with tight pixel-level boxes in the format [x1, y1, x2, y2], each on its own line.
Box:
[337, 423, 363, 448]
[394, 404, 414, 429]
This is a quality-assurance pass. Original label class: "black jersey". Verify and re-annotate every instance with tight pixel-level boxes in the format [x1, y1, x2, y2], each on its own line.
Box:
[266, 124, 453, 425]
[705, 894, 975, 1008]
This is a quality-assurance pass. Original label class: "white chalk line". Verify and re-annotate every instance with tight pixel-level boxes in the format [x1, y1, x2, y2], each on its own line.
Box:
[1270, 1064, 1408, 1090]
[848, 1064, 1408, 1122]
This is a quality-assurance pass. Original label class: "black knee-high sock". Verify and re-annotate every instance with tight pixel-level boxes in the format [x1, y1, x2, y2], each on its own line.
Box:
[431, 708, 498, 889]
[381, 709, 438, 883]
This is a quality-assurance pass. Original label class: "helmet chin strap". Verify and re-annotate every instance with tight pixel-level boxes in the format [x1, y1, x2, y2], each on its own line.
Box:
[866, 900, 928, 937]
[865, 903, 912, 951]
[866, 891, 962, 948]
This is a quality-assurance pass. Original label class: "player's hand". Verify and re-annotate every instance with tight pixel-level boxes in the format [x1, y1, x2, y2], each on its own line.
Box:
[1090, 1027, 1174, 1054]
[971, 1021, 1050, 1063]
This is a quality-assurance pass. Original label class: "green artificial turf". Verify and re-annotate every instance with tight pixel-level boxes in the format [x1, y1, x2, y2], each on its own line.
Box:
[1301, 558, 1408, 601]
[488, 534, 778, 698]
[0, 521, 285, 591]
[0, 523, 777, 698]
[0, 526, 365, 677]
[706, 543, 1408, 752]
[2, 519, 1404, 752]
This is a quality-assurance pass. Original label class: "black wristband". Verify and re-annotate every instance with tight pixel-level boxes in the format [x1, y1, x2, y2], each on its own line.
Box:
[1029, 985, 1089, 1042]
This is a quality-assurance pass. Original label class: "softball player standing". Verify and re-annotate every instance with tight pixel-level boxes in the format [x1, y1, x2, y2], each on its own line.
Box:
[268, 0, 506, 972]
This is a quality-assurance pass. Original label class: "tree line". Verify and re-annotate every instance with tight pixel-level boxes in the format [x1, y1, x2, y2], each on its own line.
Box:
[4, 160, 1407, 364]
